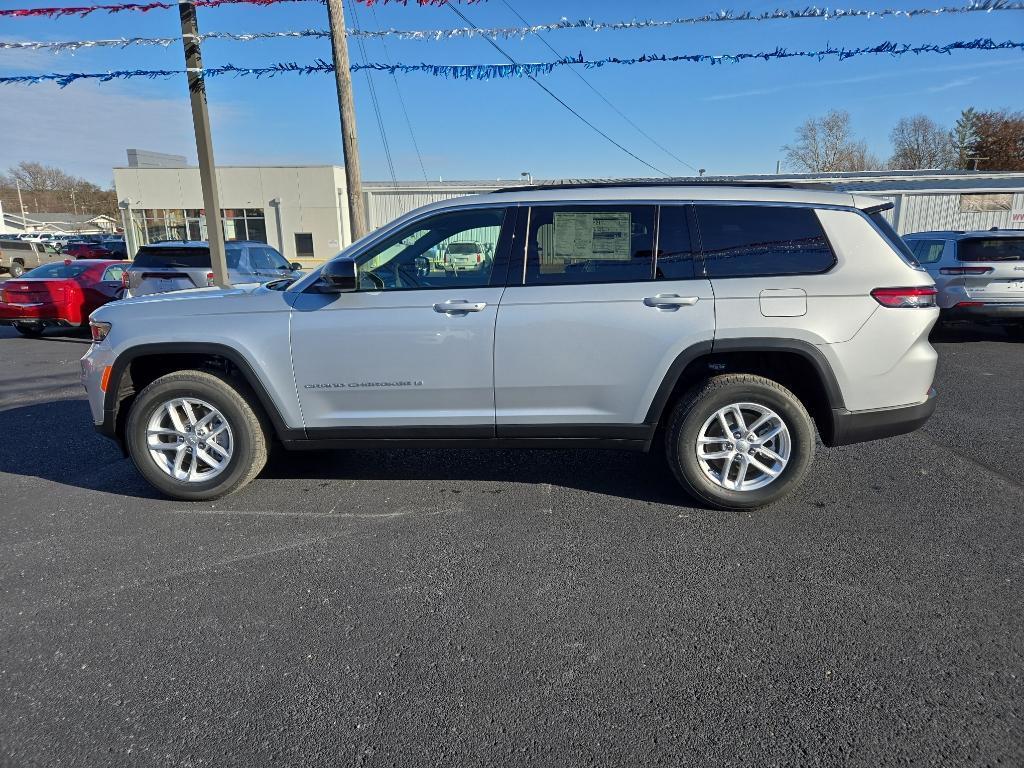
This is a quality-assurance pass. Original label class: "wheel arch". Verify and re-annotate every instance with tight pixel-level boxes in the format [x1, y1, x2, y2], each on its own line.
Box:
[645, 338, 845, 445]
[102, 342, 296, 448]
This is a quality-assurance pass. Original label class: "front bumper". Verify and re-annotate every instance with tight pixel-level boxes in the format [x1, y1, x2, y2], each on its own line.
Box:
[829, 388, 937, 447]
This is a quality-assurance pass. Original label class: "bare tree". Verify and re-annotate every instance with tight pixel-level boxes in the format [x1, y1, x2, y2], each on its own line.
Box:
[0, 161, 117, 218]
[888, 115, 955, 169]
[782, 110, 880, 173]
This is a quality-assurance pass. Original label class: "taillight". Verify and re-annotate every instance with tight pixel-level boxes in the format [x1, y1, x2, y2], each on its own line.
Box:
[121, 270, 130, 288]
[90, 321, 111, 343]
[871, 286, 938, 308]
[476, 253, 481, 263]
[206, 272, 215, 287]
[940, 266, 994, 276]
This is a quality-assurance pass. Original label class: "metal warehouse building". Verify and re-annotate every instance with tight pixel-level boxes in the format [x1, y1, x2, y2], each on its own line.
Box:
[112, 163, 1024, 266]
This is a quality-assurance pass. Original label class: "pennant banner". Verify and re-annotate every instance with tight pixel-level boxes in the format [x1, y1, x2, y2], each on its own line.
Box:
[2, 38, 1021, 87]
[0, 0, 472, 16]
[3, 2, 1022, 50]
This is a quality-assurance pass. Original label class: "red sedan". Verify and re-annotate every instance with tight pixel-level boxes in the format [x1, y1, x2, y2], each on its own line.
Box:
[0, 259, 127, 337]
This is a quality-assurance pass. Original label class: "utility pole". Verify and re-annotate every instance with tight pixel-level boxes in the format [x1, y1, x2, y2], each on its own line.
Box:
[15, 178, 28, 230]
[178, 1, 229, 287]
[326, 0, 367, 242]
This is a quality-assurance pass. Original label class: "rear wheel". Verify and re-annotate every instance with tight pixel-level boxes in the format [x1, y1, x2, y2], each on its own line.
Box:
[125, 369, 270, 501]
[8, 261, 24, 278]
[665, 374, 815, 510]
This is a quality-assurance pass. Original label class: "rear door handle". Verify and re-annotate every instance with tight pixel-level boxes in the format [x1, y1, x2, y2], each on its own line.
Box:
[643, 294, 699, 310]
[433, 299, 487, 315]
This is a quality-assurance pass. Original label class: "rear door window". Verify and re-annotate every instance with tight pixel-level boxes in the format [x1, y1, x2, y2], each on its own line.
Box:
[524, 205, 655, 285]
[695, 205, 836, 278]
[957, 238, 1024, 262]
[655, 206, 697, 280]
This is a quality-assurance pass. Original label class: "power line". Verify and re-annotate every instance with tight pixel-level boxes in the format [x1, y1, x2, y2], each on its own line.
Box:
[445, 4, 668, 178]
[345, 0, 397, 186]
[369, 3, 429, 182]
[498, 0, 699, 174]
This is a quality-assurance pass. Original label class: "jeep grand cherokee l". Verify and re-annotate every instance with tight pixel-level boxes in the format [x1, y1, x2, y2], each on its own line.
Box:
[81, 182, 939, 509]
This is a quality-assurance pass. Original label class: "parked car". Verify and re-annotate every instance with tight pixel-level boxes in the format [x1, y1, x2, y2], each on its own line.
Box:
[442, 240, 489, 271]
[903, 228, 1024, 336]
[1, 259, 126, 337]
[123, 240, 301, 297]
[0, 238, 65, 277]
[64, 239, 127, 260]
[82, 182, 938, 507]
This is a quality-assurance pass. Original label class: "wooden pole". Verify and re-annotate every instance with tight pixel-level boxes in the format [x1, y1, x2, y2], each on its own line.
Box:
[325, 0, 367, 242]
[179, 1, 230, 287]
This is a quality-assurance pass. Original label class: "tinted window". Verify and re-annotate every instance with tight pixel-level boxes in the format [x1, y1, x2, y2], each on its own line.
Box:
[656, 206, 696, 280]
[355, 208, 506, 291]
[958, 237, 1024, 262]
[870, 212, 918, 265]
[250, 247, 291, 271]
[696, 205, 835, 278]
[23, 262, 92, 279]
[525, 205, 655, 285]
[133, 246, 211, 269]
[909, 239, 945, 264]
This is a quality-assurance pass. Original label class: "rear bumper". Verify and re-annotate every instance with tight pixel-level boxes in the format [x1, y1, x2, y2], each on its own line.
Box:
[829, 388, 937, 447]
[942, 302, 1024, 321]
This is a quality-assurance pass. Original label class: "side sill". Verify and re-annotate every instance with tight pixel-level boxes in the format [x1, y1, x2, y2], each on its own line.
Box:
[281, 437, 649, 452]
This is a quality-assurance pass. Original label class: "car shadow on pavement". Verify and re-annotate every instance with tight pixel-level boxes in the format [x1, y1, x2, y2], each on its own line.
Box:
[930, 323, 1020, 344]
[0, 398, 686, 505]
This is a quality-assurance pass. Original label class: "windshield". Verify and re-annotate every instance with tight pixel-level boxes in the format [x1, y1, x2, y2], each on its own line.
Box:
[958, 237, 1024, 262]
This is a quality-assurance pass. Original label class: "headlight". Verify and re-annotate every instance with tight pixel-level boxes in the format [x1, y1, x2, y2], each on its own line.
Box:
[90, 321, 111, 343]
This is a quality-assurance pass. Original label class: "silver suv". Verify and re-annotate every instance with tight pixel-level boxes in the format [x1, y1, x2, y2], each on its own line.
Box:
[125, 240, 302, 297]
[903, 228, 1024, 336]
[82, 182, 939, 509]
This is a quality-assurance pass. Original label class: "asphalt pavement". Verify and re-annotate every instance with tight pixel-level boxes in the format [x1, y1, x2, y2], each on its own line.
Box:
[0, 322, 1021, 767]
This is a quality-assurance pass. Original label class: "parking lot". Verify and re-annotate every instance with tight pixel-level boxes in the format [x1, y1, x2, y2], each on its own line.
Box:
[0, 321, 1021, 766]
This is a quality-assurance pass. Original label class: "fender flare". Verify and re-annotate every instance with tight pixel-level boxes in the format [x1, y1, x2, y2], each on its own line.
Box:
[642, 337, 845, 426]
[100, 342, 296, 442]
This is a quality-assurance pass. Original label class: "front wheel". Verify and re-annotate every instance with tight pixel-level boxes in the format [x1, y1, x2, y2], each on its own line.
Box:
[125, 369, 270, 501]
[665, 374, 815, 510]
[8, 261, 25, 278]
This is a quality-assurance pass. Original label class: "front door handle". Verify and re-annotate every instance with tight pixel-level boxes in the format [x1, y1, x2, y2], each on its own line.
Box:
[433, 299, 487, 315]
[643, 294, 699, 310]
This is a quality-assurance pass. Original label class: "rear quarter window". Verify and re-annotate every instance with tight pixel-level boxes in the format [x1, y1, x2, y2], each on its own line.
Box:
[695, 205, 835, 278]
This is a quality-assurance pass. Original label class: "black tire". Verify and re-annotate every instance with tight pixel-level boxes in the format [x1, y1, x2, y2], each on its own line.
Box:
[8, 261, 25, 278]
[15, 323, 44, 338]
[664, 374, 815, 510]
[125, 369, 270, 501]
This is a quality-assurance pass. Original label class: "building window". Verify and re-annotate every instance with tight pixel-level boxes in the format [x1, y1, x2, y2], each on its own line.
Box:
[959, 193, 1013, 213]
[295, 233, 315, 260]
[133, 208, 266, 245]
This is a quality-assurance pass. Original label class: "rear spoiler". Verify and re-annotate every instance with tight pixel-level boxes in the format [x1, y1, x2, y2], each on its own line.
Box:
[861, 202, 894, 215]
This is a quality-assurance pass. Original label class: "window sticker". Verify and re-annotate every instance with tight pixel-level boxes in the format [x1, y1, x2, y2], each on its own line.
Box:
[553, 211, 632, 261]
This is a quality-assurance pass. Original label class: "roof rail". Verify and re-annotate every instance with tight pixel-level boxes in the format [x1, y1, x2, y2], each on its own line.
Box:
[492, 178, 831, 193]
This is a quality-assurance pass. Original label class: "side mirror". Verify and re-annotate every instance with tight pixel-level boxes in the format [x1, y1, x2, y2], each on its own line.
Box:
[320, 257, 357, 293]
[290, 262, 302, 271]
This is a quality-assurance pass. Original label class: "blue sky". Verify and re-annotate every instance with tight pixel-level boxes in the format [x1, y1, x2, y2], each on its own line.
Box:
[1, 0, 1022, 185]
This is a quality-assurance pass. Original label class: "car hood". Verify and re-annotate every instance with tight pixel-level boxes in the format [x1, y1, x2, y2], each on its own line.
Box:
[91, 282, 279, 322]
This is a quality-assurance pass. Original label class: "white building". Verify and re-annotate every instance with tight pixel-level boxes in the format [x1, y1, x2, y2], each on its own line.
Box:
[112, 162, 1024, 266]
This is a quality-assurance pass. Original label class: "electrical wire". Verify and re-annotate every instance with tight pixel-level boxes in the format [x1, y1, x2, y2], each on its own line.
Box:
[498, 0, 699, 174]
[445, 4, 669, 178]
[369, 3, 430, 182]
[346, 0, 398, 186]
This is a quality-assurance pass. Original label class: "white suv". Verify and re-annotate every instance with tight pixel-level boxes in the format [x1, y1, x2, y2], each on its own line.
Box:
[81, 182, 939, 509]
